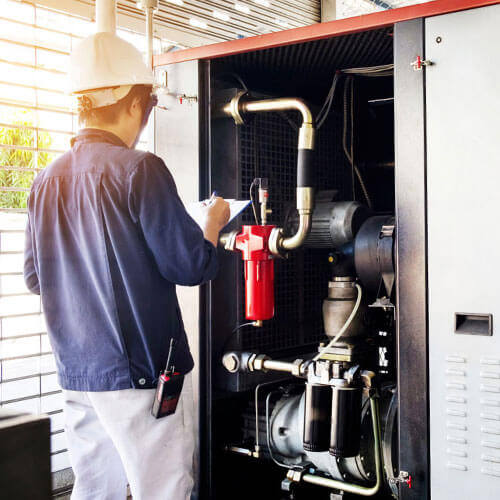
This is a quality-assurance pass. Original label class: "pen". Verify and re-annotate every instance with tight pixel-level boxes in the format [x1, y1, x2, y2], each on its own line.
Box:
[208, 191, 217, 205]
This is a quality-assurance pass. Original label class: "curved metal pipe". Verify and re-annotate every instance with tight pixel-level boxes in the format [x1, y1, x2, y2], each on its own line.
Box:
[281, 213, 312, 251]
[242, 98, 313, 125]
[224, 94, 316, 256]
[240, 98, 314, 152]
[301, 395, 383, 496]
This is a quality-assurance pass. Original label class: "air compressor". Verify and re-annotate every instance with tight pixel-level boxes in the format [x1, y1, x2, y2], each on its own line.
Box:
[217, 86, 403, 497]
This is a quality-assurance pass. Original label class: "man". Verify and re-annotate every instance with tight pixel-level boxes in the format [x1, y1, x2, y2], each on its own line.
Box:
[24, 32, 229, 500]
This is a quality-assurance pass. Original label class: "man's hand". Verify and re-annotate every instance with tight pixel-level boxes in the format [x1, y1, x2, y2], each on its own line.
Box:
[201, 197, 230, 247]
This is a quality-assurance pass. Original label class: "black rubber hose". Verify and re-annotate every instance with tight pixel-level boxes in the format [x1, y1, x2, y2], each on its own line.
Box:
[297, 149, 314, 188]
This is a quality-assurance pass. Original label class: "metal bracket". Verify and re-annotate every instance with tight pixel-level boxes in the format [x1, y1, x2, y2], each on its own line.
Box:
[389, 470, 412, 489]
[286, 462, 315, 483]
[291, 359, 304, 377]
[177, 94, 198, 104]
[379, 223, 395, 239]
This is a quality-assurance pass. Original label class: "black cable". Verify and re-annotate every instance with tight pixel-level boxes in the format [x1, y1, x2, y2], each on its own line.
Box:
[232, 322, 256, 333]
[278, 111, 299, 131]
[350, 78, 373, 209]
[342, 76, 373, 209]
[317, 72, 341, 129]
[343, 76, 355, 201]
[249, 179, 259, 225]
[230, 72, 248, 92]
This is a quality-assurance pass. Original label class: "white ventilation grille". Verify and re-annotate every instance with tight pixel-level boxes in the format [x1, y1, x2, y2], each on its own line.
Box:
[444, 354, 469, 473]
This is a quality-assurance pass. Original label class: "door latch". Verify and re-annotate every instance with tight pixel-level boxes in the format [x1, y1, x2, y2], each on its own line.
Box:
[411, 55, 432, 71]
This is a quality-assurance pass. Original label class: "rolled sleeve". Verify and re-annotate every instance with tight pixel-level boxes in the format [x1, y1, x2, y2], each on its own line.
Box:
[24, 211, 40, 295]
[128, 154, 218, 286]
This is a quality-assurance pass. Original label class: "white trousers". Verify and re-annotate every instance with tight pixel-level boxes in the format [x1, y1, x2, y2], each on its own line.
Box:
[63, 373, 195, 500]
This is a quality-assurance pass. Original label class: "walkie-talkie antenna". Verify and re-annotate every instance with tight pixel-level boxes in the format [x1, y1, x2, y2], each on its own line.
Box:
[165, 338, 176, 373]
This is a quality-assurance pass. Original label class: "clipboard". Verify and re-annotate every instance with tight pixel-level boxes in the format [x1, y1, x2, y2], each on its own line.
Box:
[186, 199, 252, 228]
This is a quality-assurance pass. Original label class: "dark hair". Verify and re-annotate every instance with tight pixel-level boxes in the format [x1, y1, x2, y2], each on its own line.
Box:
[78, 84, 152, 127]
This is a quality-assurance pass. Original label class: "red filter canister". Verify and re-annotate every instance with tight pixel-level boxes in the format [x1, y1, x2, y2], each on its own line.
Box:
[235, 225, 275, 321]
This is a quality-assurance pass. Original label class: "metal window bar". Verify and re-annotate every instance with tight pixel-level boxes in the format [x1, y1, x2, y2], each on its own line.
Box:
[0, 14, 85, 43]
[0, 143, 66, 154]
[0, 4, 81, 476]
[0, 80, 68, 96]
[0, 58, 67, 76]
[0, 35, 72, 56]
[0, 123, 74, 136]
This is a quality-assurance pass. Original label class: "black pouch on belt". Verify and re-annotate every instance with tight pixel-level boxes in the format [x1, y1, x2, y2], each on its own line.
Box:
[151, 339, 184, 419]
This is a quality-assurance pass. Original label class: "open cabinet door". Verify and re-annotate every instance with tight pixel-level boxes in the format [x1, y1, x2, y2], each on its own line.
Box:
[394, 17, 429, 500]
[426, 4, 500, 500]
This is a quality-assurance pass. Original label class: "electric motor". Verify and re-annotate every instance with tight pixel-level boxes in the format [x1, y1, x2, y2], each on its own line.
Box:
[285, 195, 370, 248]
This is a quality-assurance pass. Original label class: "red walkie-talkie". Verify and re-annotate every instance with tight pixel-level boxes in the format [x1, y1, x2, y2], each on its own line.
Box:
[151, 338, 184, 419]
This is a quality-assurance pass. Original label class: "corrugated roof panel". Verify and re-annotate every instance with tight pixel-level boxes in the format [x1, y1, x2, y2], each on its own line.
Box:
[119, 0, 320, 44]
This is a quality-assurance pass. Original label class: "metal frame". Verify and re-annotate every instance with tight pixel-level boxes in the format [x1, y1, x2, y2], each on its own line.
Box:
[198, 58, 214, 499]
[394, 18, 429, 500]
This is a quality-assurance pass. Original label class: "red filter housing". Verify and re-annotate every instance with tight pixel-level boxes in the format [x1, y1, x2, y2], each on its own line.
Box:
[235, 225, 275, 321]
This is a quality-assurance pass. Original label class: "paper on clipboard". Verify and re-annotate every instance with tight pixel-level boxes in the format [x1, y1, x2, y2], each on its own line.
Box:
[186, 199, 252, 228]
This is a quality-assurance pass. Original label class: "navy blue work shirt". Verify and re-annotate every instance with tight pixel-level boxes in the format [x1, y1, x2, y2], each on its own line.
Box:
[24, 128, 217, 391]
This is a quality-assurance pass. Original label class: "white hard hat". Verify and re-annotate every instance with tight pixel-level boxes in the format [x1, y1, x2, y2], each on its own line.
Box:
[68, 32, 154, 108]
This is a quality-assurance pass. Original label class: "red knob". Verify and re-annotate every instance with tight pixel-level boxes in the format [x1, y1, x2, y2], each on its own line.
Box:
[407, 475, 412, 489]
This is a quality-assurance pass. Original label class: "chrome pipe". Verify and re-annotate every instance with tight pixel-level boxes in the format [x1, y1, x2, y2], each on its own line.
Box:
[301, 395, 383, 496]
[224, 94, 316, 256]
[281, 212, 312, 251]
[241, 98, 313, 127]
[146, 7, 154, 69]
[261, 359, 296, 373]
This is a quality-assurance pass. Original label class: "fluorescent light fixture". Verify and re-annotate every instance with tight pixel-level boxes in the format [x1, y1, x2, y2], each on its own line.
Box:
[275, 18, 289, 28]
[254, 0, 270, 6]
[234, 2, 250, 14]
[213, 10, 230, 21]
[166, 0, 184, 5]
[189, 18, 208, 29]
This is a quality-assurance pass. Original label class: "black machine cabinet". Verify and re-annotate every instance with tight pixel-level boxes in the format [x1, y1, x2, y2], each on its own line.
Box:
[155, 15, 433, 500]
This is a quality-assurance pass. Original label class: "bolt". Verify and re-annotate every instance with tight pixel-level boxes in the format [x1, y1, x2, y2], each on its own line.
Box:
[367, 472, 371, 478]
[436, 36, 442, 43]
[222, 353, 239, 372]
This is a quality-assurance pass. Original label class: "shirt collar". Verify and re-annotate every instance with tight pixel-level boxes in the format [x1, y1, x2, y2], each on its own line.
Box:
[71, 128, 129, 149]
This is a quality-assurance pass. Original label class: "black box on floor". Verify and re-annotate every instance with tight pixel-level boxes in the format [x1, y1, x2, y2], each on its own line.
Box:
[0, 409, 51, 500]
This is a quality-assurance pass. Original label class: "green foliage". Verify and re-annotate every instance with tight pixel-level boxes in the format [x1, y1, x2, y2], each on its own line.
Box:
[0, 111, 54, 209]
